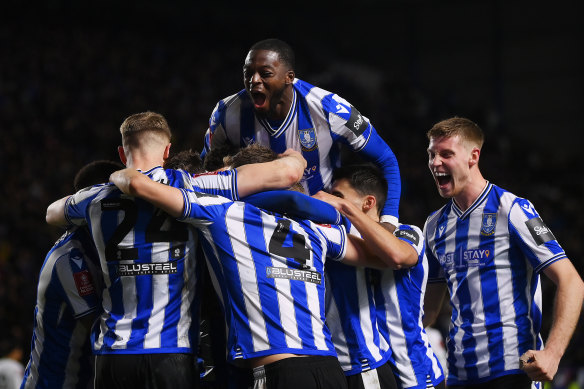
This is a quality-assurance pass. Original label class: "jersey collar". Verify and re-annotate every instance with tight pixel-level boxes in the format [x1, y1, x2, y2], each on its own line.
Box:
[258, 89, 297, 138]
[451, 181, 492, 219]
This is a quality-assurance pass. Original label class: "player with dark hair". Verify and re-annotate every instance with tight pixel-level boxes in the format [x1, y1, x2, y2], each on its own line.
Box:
[73, 160, 126, 191]
[164, 149, 205, 174]
[202, 143, 239, 172]
[45, 111, 306, 389]
[317, 164, 445, 389]
[423, 117, 584, 388]
[201, 38, 402, 228]
[21, 159, 123, 389]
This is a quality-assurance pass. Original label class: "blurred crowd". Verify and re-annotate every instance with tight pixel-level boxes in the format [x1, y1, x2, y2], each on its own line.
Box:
[1, 5, 582, 387]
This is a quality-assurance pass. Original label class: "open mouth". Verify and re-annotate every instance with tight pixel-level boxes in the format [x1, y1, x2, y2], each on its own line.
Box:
[251, 91, 266, 109]
[434, 172, 451, 187]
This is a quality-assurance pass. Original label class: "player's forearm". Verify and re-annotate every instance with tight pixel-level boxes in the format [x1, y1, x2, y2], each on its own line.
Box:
[46, 196, 70, 227]
[339, 201, 417, 269]
[543, 270, 584, 358]
[110, 169, 184, 218]
[236, 149, 306, 197]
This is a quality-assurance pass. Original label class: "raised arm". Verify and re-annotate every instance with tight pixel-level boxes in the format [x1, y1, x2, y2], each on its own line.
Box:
[313, 191, 417, 269]
[110, 168, 185, 218]
[357, 130, 401, 226]
[520, 259, 584, 381]
[235, 149, 306, 198]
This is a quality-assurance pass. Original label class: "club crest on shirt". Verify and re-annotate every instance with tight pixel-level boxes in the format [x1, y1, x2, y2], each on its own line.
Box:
[480, 213, 497, 236]
[297, 128, 317, 151]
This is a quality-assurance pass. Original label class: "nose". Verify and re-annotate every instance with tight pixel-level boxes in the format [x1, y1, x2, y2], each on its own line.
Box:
[250, 72, 261, 85]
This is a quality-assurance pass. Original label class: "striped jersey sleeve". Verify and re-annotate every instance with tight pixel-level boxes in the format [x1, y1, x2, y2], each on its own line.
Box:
[508, 197, 567, 273]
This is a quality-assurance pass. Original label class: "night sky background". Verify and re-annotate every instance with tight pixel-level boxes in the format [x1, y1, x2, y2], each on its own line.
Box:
[1, 0, 582, 384]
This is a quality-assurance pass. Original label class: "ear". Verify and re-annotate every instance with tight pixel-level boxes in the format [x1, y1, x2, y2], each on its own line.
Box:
[163, 143, 171, 161]
[118, 146, 127, 166]
[469, 147, 480, 167]
[362, 195, 377, 213]
[285, 70, 295, 85]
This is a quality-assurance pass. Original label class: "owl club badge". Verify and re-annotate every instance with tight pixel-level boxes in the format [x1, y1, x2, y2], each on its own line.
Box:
[298, 128, 317, 151]
[481, 213, 497, 236]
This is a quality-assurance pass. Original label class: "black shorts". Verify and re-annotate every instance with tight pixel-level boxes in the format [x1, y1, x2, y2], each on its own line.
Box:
[448, 373, 533, 389]
[346, 361, 398, 389]
[95, 353, 198, 389]
[252, 355, 347, 389]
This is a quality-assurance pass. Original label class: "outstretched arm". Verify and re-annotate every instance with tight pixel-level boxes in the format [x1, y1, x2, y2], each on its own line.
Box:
[110, 169, 185, 218]
[235, 149, 306, 198]
[313, 191, 417, 269]
[243, 190, 342, 225]
[520, 259, 584, 381]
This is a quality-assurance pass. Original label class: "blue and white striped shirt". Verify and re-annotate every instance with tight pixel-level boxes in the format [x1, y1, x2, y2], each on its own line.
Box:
[202, 78, 401, 224]
[64, 167, 237, 355]
[178, 189, 347, 362]
[325, 223, 390, 376]
[21, 227, 101, 388]
[424, 182, 566, 385]
[369, 224, 444, 389]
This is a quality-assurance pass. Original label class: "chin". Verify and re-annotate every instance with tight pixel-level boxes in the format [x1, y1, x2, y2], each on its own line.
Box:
[437, 188, 453, 199]
[253, 107, 269, 118]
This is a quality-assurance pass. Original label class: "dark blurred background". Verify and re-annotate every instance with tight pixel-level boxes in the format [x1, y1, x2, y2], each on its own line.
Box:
[1, 0, 582, 386]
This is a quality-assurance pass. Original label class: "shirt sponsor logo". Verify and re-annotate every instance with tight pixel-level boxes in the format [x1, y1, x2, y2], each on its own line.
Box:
[438, 225, 446, 238]
[480, 213, 497, 236]
[438, 248, 491, 269]
[73, 270, 95, 297]
[526, 217, 555, 245]
[117, 262, 178, 276]
[302, 165, 317, 179]
[266, 266, 322, 284]
[521, 202, 536, 216]
[396, 228, 420, 245]
[298, 128, 317, 151]
[344, 107, 368, 136]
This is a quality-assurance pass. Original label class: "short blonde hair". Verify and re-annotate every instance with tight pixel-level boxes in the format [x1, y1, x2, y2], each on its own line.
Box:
[119, 111, 172, 149]
[427, 117, 484, 149]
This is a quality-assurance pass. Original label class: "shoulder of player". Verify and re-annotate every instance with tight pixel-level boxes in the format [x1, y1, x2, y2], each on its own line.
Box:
[218, 90, 248, 111]
[293, 78, 342, 110]
[424, 204, 448, 226]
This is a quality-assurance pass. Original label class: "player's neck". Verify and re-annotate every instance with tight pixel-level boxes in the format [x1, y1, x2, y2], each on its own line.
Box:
[454, 176, 487, 212]
[126, 155, 164, 172]
[268, 87, 294, 120]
